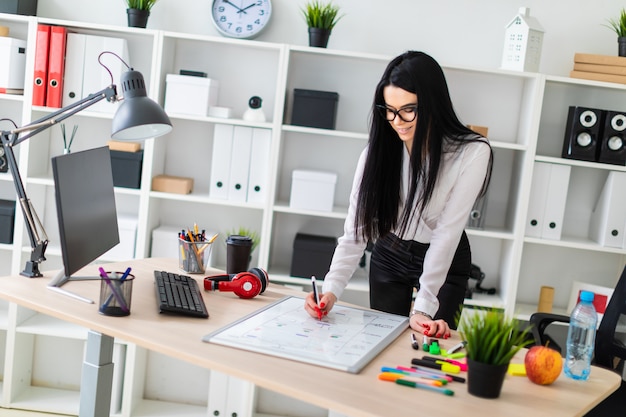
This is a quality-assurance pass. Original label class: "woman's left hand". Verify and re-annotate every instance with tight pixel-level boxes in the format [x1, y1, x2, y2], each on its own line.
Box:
[409, 313, 451, 339]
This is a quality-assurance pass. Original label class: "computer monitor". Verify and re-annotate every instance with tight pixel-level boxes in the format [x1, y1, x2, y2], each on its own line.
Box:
[48, 146, 120, 302]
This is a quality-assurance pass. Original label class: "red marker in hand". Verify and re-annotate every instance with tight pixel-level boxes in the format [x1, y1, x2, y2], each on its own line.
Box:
[311, 275, 322, 320]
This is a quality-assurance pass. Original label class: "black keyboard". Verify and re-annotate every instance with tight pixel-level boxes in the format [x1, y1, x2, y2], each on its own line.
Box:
[154, 270, 209, 318]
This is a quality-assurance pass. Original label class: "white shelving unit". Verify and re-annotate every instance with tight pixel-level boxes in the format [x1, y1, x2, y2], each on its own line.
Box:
[0, 12, 624, 417]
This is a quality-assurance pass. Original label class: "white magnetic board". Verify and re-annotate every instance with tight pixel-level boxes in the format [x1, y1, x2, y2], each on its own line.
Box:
[203, 296, 409, 373]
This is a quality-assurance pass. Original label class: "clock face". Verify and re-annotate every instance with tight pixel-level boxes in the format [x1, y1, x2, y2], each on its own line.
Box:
[211, 0, 272, 39]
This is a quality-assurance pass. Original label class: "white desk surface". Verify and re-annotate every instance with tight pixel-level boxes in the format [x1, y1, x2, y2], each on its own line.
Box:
[0, 258, 620, 417]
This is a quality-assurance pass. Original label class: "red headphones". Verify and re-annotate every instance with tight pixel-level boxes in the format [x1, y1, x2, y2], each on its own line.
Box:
[203, 267, 269, 299]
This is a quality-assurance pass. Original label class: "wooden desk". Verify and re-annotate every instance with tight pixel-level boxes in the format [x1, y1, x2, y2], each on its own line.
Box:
[0, 258, 620, 417]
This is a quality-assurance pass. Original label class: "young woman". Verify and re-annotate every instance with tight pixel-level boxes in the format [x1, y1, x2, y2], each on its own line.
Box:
[304, 51, 493, 338]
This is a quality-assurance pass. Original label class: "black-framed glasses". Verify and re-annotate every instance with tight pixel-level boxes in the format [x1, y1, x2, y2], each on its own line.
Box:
[376, 104, 418, 122]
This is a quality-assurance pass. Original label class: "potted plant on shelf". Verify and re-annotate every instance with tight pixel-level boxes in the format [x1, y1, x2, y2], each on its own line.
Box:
[301, 0, 343, 48]
[605, 8, 626, 56]
[458, 308, 532, 399]
[125, 0, 159, 28]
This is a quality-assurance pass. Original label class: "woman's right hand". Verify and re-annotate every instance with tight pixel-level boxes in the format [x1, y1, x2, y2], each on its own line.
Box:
[304, 291, 337, 319]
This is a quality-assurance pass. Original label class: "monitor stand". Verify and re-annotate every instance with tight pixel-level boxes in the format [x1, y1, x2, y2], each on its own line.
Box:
[47, 269, 101, 304]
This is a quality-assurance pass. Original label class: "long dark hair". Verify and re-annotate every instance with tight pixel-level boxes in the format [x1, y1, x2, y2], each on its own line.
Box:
[354, 51, 493, 241]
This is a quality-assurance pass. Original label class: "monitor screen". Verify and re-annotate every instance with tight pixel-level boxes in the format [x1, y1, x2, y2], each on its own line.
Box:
[49, 146, 119, 290]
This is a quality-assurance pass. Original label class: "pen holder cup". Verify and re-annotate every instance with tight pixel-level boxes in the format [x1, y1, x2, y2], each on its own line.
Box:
[99, 272, 135, 317]
[179, 238, 213, 274]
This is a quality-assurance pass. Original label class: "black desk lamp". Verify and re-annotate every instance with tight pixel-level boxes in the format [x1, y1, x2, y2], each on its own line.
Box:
[0, 52, 172, 277]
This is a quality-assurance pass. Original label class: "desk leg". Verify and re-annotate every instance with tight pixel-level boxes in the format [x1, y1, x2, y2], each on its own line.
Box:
[79, 330, 115, 417]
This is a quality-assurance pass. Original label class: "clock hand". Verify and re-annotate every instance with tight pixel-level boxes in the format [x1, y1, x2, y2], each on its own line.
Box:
[238, 3, 257, 14]
[222, 0, 245, 13]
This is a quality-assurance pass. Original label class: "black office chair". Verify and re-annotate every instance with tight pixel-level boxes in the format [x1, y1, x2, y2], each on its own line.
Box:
[529, 264, 626, 416]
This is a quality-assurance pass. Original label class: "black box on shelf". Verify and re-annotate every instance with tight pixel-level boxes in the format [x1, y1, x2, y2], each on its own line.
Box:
[110, 150, 143, 189]
[291, 89, 339, 129]
[0, 0, 38, 16]
[290, 233, 337, 279]
[0, 199, 16, 244]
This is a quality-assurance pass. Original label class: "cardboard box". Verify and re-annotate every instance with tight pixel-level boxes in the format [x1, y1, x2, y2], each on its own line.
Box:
[289, 170, 337, 212]
[290, 233, 337, 279]
[164, 74, 219, 117]
[291, 89, 339, 129]
[0, 199, 16, 244]
[0, 37, 27, 90]
[110, 150, 143, 189]
[152, 175, 194, 194]
[107, 140, 142, 152]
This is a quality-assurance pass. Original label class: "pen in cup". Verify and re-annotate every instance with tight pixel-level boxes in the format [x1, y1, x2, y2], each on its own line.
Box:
[99, 267, 129, 314]
[311, 275, 322, 320]
[103, 267, 131, 309]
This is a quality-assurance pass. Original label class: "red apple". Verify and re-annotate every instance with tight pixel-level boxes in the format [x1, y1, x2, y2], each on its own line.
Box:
[524, 345, 563, 385]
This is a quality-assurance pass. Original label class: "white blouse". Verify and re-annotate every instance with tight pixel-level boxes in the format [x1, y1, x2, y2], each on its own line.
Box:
[321, 139, 491, 318]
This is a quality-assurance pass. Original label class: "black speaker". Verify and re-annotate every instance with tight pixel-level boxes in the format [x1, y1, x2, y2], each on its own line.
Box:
[597, 110, 626, 166]
[0, 147, 7, 173]
[562, 106, 604, 162]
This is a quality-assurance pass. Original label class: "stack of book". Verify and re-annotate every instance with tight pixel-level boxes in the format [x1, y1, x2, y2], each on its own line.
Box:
[571, 53, 626, 84]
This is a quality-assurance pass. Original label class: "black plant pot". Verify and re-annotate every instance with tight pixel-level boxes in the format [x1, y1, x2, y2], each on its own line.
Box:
[618, 37, 626, 57]
[308, 27, 331, 48]
[127, 8, 150, 28]
[467, 359, 509, 399]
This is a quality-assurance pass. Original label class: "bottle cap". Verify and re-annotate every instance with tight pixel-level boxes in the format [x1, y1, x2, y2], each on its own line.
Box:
[580, 290, 594, 302]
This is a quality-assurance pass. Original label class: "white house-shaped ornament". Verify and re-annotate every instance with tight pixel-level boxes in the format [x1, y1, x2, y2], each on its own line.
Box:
[501, 7, 544, 72]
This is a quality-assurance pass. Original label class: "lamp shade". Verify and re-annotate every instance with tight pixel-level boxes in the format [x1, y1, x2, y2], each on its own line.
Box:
[111, 69, 172, 141]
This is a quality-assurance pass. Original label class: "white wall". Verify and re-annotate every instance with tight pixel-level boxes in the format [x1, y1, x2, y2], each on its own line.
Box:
[36, 0, 624, 77]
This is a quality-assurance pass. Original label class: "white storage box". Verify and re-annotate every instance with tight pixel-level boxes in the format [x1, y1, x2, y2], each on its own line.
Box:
[150, 225, 181, 258]
[289, 170, 337, 212]
[104, 215, 138, 261]
[0, 37, 26, 90]
[164, 74, 219, 116]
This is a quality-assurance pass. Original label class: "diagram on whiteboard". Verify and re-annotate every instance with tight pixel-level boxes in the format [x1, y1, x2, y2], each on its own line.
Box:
[203, 296, 409, 373]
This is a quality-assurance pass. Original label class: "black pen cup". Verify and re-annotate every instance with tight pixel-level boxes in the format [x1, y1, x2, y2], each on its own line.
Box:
[99, 272, 134, 317]
[179, 238, 213, 274]
[226, 235, 253, 274]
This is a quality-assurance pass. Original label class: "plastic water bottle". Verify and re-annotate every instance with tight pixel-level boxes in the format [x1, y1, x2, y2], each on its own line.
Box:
[564, 290, 598, 380]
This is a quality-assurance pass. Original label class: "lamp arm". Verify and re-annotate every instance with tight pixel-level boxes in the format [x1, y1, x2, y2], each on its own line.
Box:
[11, 85, 117, 147]
[0, 133, 46, 277]
[0, 84, 117, 277]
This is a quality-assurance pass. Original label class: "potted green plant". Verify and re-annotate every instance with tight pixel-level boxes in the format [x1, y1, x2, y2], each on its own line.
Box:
[125, 0, 159, 28]
[605, 8, 626, 56]
[458, 308, 532, 398]
[301, 1, 343, 48]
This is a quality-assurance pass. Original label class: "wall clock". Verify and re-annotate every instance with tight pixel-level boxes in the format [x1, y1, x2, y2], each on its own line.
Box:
[211, 0, 272, 39]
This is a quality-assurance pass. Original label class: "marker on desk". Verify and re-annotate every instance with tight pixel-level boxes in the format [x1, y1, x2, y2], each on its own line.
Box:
[411, 358, 460, 374]
[410, 333, 420, 350]
[446, 340, 467, 355]
[311, 275, 322, 320]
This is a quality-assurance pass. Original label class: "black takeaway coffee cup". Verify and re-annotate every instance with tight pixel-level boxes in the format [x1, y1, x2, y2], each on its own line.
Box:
[226, 235, 253, 274]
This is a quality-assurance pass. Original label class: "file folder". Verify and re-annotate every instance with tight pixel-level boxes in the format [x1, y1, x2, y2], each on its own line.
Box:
[227, 126, 253, 202]
[541, 164, 571, 240]
[209, 124, 234, 200]
[525, 162, 571, 240]
[32, 24, 51, 106]
[525, 162, 551, 238]
[246, 128, 271, 204]
[61, 33, 86, 107]
[82, 35, 129, 113]
[589, 171, 626, 248]
[46, 25, 67, 108]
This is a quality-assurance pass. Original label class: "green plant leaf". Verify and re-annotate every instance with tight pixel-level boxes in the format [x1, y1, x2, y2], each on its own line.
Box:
[459, 308, 532, 366]
[301, 1, 343, 30]
[126, 0, 159, 11]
